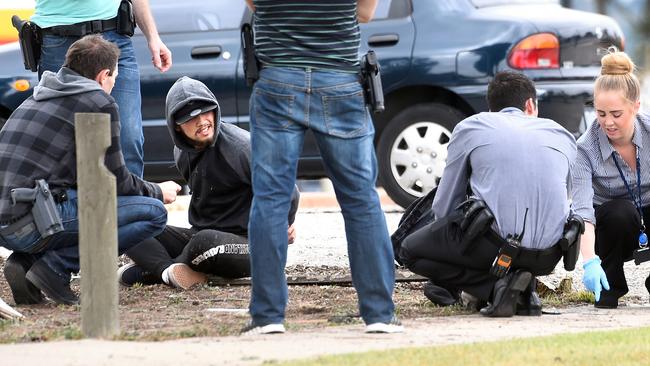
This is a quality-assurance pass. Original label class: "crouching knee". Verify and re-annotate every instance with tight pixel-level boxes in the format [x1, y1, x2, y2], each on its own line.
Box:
[182, 230, 250, 278]
[397, 237, 417, 270]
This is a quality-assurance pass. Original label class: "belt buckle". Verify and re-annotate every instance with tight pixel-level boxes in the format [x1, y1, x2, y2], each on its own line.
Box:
[90, 20, 103, 33]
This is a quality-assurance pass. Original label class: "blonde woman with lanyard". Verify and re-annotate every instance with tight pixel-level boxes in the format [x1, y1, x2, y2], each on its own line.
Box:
[573, 49, 650, 308]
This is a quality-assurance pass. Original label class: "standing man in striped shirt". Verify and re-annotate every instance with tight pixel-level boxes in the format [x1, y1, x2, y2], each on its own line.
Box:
[242, 0, 402, 334]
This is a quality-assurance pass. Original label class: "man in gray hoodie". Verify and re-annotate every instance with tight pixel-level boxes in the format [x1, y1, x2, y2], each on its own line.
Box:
[0, 35, 180, 306]
[118, 77, 299, 289]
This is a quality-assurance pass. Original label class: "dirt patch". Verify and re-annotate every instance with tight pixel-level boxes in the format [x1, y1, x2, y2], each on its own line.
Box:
[0, 256, 611, 344]
[0, 257, 460, 343]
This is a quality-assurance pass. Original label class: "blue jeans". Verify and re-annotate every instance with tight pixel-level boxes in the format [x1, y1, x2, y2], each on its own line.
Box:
[0, 190, 167, 282]
[39, 31, 145, 177]
[248, 67, 396, 325]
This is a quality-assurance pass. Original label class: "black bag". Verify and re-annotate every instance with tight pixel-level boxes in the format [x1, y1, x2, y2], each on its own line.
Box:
[390, 188, 437, 264]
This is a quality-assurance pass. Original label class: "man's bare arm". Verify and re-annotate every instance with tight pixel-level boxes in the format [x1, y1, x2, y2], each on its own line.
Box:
[133, 0, 172, 72]
[357, 0, 378, 23]
[245, 0, 255, 12]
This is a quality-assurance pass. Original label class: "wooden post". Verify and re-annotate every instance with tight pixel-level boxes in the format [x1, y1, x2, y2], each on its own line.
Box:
[75, 113, 119, 338]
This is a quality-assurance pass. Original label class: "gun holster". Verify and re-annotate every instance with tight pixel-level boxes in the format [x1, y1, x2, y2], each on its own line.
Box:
[360, 50, 385, 113]
[241, 23, 259, 87]
[458, 198, 495, 254]
[559, 214, 584, 271]
[116, 0, 135, 37]
[12, 15, 41, 72]
[10, 180, 63, 239]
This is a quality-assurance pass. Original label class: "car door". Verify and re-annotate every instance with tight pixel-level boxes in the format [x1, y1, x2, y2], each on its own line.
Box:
[134, 0, 246, 181]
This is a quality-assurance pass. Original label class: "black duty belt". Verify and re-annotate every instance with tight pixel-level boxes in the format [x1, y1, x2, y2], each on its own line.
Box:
[484, 228, 562, 262]
[42, 17, 118, 37]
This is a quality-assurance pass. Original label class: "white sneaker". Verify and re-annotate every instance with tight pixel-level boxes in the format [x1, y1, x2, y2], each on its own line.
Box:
[365, 316, 404, 334]
[166, 263, 207, 290]
[240, 321, 286, 335]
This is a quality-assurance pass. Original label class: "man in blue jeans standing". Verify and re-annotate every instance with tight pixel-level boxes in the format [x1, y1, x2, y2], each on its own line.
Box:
[30, 0, 172, 177]
[242, 0, 402, 334]
[0, 35, 180, 306]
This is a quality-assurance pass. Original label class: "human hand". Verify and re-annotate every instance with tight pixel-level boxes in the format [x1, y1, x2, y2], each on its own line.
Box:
[158, 181, 181, 204]
[288, 224, 296, 244]
[582, 256, 610, 302]
[148, 38, 172, 72]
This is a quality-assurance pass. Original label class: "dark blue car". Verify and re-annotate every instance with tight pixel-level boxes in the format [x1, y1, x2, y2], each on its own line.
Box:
[0, 0, 623, 207]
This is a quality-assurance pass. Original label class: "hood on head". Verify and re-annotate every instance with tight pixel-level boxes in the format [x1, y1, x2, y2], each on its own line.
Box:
[33, 67, 103, 102]
[166, 76, 221, 152]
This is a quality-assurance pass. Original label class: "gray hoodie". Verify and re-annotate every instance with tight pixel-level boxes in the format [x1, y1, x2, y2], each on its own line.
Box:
[34, 69, 103, 101]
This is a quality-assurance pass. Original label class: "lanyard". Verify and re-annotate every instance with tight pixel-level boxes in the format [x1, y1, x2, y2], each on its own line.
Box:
[612, 146, 645, 231]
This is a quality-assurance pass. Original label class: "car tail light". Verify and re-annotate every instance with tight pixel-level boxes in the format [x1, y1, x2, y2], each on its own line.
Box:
[508, 33, 559, 69]
[13, 79, 31, 92]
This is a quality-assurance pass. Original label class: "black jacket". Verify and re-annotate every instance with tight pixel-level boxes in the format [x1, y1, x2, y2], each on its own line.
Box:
[166, 77, 298, 236]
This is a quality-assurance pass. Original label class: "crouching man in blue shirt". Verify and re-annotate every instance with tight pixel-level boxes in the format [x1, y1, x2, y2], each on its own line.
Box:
[398, 71, 578, 317]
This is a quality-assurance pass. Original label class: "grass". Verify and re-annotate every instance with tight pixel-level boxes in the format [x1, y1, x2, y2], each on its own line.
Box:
[280, 327, 650, 366]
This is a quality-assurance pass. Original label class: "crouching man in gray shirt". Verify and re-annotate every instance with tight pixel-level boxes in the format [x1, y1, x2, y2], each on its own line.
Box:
[398, 71, 578, 317]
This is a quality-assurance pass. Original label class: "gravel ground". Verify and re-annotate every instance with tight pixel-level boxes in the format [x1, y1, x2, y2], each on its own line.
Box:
[3, 195, 649, 302]
[262, 205, 649, 303]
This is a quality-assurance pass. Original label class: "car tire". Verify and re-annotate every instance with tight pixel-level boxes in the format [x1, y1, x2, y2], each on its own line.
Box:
[377, 103, 465, 208]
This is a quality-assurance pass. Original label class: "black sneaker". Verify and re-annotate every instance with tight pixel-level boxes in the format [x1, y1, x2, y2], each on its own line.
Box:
[25, 260, 78, 306]
[423, 280, 460, 306]
[240, 320, 286, 335]
[515, 277, 542, 316]
[3, 253, 45, 305]
[594, 288, 626, 309]
[480, 270, 532, 317]
[117, 262, 162, 287]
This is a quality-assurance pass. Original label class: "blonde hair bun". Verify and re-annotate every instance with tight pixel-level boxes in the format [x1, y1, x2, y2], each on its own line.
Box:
[601, 48, 635, 76]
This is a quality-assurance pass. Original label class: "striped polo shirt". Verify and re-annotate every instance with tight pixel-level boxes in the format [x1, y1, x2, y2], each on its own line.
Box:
[252, 0, 360, 72]
[572, 112, 650, 224]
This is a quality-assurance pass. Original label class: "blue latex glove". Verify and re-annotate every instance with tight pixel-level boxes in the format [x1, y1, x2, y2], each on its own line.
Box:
[583, 256, 610, 302]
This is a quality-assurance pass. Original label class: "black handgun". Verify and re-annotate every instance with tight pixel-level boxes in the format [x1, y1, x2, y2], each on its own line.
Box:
[241, 23, 259, 87]
[11, 180, 63, 238]
[559, 214, 584, 271]
[360, 50, 385, 113]
[12, 15, 41, 72]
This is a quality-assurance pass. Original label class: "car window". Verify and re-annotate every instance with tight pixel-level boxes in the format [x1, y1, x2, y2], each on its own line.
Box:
[149, 1, 247, 33]
[471, 0, 558, 7]
[374, 0, 412, 20]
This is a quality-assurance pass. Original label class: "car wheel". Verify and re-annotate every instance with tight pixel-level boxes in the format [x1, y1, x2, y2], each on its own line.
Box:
[377, 103, 465, 208]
